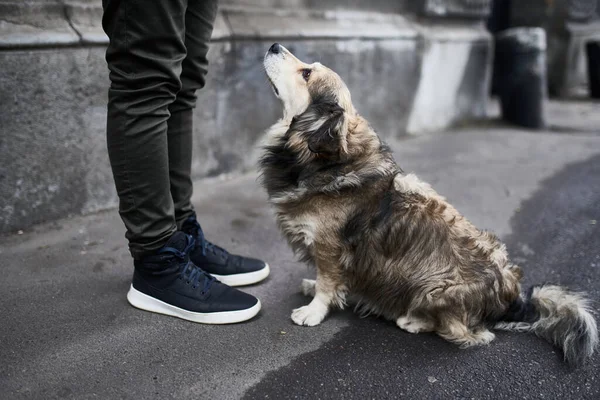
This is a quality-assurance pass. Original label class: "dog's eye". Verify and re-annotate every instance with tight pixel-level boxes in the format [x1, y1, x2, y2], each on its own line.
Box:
[301, 69, 312, 81]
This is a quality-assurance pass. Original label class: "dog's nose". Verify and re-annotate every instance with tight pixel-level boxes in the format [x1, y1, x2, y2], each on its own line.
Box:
[269, 43, 281, 54]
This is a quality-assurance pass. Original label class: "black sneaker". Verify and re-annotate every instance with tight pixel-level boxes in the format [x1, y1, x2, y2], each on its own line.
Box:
[127, 232, 261, 324]
[181, 216, 270, 287]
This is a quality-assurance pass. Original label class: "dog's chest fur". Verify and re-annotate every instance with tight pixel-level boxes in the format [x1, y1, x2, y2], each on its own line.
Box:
[276, 210, 318, 258]
[271, 193, 355, 265]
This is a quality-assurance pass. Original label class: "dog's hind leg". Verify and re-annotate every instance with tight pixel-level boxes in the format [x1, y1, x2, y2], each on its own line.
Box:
[300, 279, 316, 297]
[437, 319, 495, 348]
[292, 271, 346, 327]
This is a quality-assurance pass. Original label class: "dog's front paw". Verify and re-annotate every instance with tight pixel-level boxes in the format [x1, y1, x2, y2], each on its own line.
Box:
[300, 279, 316, 297]
[396, 315, 434, 334]
[291, 305, 326, 326]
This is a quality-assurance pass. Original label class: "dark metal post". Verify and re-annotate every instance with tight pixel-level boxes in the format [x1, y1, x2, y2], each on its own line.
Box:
[495, 27, 547, 128]
[586, 40, 600, 98]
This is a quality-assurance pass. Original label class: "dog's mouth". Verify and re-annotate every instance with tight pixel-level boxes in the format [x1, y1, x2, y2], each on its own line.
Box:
[267, 76, 279, 97]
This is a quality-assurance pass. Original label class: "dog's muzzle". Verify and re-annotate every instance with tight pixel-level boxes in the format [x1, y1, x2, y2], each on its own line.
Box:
[264, 43, 283, 96]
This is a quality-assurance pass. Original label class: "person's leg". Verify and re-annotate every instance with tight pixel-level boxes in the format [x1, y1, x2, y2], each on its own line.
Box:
[169, 0, 270, 287]
[167, 0, 219, 229]
[102, 0, 261, 323]
[102, 0, 187, 259]
[166, 110, 195, 229]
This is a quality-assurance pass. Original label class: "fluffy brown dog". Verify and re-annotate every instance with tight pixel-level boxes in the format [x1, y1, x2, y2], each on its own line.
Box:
[259, 43, 598, 366]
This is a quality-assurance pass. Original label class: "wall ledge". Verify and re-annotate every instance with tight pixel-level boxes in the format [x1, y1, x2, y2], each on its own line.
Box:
[0, 4, 492, 50]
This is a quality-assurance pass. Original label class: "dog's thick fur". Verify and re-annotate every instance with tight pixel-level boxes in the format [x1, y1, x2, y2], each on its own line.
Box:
[260, 44, 598, 366]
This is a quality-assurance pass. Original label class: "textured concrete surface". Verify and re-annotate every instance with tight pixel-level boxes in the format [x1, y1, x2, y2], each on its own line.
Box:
[0, 2, 80, 48]
[220, 0, 419, 13]
[422, 0, 492, 18]
[0, 47, 114, 234]
[407, 23, 490, 134]
[1, 124, 599, 399]
[487, 98, 600, 134]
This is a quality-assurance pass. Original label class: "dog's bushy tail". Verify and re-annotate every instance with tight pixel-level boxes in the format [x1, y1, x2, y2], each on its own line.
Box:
[495, 284, 598, 367]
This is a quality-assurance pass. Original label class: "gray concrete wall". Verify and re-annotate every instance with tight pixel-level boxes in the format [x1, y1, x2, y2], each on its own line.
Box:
[220, 0, 418, 13]
[0, 2, 492, 233]
[1, 47, 112, 230]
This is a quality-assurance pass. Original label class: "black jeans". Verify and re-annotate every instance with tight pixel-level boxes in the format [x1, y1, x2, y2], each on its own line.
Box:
[102, 0, 218, 259]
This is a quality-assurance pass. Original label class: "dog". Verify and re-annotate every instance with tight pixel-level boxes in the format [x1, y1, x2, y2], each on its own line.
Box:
[259, 43, 598, 366]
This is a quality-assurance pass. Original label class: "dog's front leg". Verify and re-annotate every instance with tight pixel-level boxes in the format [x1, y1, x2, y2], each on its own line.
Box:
[300, 279, 316, 297]
[291, 270, 345, 327]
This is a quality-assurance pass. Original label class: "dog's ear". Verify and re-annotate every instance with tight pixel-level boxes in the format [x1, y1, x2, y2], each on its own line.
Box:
[290, 100, 346, 156]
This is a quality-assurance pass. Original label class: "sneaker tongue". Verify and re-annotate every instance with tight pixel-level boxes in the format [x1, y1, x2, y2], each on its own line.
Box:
[181, 216, 200, 235]
[165, 231, 190, 252]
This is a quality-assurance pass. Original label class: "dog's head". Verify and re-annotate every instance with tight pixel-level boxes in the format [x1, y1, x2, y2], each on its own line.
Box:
[264, 43, 376, 161]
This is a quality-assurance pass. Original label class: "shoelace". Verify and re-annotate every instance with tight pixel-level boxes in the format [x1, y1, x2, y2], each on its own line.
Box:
[190, 223, 230, 259]
[158, 236, 215, 294]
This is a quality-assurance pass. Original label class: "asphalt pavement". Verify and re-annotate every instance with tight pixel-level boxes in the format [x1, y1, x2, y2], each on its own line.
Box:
[1, 116, 600, 399]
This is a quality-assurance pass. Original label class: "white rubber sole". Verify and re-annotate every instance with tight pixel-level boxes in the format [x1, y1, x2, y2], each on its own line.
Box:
[211, 263, 270, 287]
[127, 285, 261, 324]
